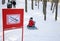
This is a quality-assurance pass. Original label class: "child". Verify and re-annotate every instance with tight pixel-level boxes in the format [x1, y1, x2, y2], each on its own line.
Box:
[11, 0, 16, 8]
[7, 1, 12, 8]
[27, 17, 35, 27]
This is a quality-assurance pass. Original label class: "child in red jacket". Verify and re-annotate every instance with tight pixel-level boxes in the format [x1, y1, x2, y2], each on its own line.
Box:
[27, 17, 35, 27]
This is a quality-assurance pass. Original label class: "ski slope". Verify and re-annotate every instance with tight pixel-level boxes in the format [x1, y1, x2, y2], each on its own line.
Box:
[0, 0, 60, 41]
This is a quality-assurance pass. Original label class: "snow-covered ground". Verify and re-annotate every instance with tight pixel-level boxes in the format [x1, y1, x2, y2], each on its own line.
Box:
[0, 0, 60, 41]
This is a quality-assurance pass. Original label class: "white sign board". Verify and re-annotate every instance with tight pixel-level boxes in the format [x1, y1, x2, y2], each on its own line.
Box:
[7, 14, 20, 24]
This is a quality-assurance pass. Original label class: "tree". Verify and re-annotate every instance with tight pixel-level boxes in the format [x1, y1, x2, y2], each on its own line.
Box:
[51, 0, 59, 21]
[38, 0, 39, 9]
[25, 0, 27, 12]
[43, 0, 47, 21]
[2, 0, 5, 4]
[31, 0, 34, 10]
[55, 0, 59, 21]
[35, 0, 37, 6]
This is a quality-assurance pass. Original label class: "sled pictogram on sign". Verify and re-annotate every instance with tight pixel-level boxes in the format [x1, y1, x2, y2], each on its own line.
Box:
[7, 14, 20, 24]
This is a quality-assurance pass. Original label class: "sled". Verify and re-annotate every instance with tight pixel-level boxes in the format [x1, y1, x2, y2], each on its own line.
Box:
[27, 26, 37, 30]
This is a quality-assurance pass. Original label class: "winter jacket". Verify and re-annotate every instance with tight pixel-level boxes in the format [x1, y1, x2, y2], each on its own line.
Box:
[28, 20, 35, 27]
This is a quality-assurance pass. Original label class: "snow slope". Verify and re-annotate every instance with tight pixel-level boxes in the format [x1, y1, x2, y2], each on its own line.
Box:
[0, 0, 60, 41]
[24, 1, 60, 41]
